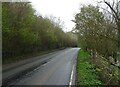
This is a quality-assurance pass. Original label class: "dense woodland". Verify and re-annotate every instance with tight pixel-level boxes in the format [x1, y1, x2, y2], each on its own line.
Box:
[2, 2, 77, 59]
[73, 0, 120, 65]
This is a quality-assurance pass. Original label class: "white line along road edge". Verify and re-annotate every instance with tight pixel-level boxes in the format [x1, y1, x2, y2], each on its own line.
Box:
[69, 64, 74, 87]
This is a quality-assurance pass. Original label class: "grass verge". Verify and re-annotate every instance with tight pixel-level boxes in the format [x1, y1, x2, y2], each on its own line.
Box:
[77, 49, 102, 86]
[3, 48, 65, 64]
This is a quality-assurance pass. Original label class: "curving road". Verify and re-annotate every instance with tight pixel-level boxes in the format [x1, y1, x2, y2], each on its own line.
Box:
[3, 48, 80, 86]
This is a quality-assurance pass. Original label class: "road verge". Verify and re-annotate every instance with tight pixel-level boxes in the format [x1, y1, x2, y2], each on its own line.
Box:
[76, 49, 102, 86]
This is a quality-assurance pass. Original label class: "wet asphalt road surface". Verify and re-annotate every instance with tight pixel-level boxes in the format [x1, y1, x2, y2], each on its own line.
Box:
[3, 48, 80, 86]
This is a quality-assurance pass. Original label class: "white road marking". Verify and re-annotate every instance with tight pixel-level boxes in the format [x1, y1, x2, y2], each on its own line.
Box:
[69, 64, 74, 87]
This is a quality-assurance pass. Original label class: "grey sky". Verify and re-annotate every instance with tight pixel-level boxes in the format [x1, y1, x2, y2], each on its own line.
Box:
[29, 0, 102, 32]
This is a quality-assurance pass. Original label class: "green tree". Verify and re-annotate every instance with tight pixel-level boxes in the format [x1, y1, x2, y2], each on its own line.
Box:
[2, 2, 77, 61]
[73, 5, 117, 60]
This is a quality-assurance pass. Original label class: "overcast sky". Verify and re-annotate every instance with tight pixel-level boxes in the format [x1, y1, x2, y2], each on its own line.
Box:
[29, 0, 102, 32]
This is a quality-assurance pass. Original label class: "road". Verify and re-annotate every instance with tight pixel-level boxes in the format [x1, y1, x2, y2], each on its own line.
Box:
[3, 48, 80, 86]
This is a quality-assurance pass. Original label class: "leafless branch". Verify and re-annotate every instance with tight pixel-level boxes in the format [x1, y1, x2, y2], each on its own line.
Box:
[104, 0, 119, 22]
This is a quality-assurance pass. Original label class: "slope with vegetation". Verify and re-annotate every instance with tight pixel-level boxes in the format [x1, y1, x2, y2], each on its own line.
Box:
[2, 2, 77, 63]
[73, 0, 120, 85]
